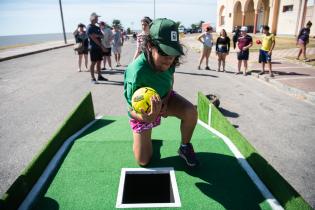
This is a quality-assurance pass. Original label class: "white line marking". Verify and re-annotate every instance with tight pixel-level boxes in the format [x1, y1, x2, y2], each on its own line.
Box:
[198, 119, 284, 210]
[116, 168, 181, 208]
[18, 116, 103, 210]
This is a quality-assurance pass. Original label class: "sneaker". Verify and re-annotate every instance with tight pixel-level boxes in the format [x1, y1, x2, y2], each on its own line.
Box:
[101, 67, 106, 70]
[91, 78, 97, 84]
[205, 66, 210, 70]
[178, 143, 199, 167]
[98, 75, 108, 81]
[270, 73, 275, 78]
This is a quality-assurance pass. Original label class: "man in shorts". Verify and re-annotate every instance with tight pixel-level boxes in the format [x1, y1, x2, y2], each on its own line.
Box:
[236, 26, 253, 76]
[112, 24, 124, 67]
[100, 21, 113, 70]
[86, 12, 108, 83]
[259, 25, 275, 77]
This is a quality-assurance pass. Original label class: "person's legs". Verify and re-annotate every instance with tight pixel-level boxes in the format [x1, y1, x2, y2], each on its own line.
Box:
[302, 44, 307, 60]
[106, 56, 112, 69]
[218, 53, 222, 71]
[84, 53, 88, 70]
[90, 62, 96, 79]
[198, 47, 206, 69]
[237, 60, 242, 74]
[96, 61, 101, 76]
[118, 53, 121, 65]
[297, 45, 303, 59]
[133, 129, 152, 166]
[165, 94, 197, 145]
[222, 53, 227, 71]
[205, 48, 211, 68]
[244, 60, 248, 75]
[78, 54, 83, 71]
[103, 55, 107, 69]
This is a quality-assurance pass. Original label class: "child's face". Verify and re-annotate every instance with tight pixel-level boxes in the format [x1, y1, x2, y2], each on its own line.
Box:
[151, 47, 176, 71]
[263, 29, 268, 34]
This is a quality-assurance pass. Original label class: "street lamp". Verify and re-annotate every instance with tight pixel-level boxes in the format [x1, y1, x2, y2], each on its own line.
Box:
[154, 0, 156, 19]
[59, 0, 67, 44]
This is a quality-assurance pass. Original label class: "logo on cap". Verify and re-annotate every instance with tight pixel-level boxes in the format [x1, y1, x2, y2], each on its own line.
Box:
[171, 31, 177, 41]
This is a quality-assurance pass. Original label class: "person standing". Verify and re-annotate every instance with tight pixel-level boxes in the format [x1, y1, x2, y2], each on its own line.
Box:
[232, 26, 240, 49]
[197, 26, 213, 70]
[258, 25, 275, 77]
[215, 29, 230, 72]
[100, 21, 113, 70]
[297, 21, 313, 62]
[112, 24, 124, 67]
[86, 13, 108, 83]
[73, 23, 89, 72]
[133, 16, 152, 60]
[235, 26, 253, 75]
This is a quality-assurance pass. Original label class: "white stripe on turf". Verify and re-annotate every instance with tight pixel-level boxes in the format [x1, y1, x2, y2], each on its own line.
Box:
[198, 119, 284, 210]
[18, 115, 103, 210]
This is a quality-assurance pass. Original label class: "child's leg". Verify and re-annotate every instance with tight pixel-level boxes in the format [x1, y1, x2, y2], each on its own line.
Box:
[268, 61, 273, 75]
[205, 48, 211, 67]
[199, 48, 206, 67]
[133, 129, 152, 166]
[218, 54, 222, 71]
[222, 53, 227, 71]
[166, 94, 197, 144]
[262, 62, 265, 73]
[238, 60, 242, 73]
[244, 60, 248, 74]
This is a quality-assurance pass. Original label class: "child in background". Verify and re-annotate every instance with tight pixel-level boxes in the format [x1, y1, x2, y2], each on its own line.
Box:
[258, 25, 275, 77]
[235, 26, 253, 76]
[197, 26, 214, 70]
[216, 29, 230, 72]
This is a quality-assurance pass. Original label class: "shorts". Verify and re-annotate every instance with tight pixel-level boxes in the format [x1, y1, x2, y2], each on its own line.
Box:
[90, 48, 103, 62]
[298, 39, 306, 46]
[237, 50, 249, 60]
[217, 45, 228, 53]
[129, 91, 176, 133]
[202, 44, 212, 50]
[78, 49, 88, 55]
[103, 48, 111, 56]
[259, 49, 271, 63]
[112, 46, 122, 54]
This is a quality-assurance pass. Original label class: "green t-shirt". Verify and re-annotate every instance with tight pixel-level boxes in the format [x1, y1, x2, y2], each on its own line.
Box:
[124, 53, 175, 107]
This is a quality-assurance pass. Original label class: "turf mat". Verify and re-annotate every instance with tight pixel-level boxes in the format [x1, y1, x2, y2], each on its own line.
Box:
[33, 116, 273, 210]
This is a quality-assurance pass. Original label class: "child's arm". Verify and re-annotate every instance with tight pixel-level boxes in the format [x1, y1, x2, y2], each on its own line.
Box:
[197, 33, 204, 44]
[269, 39, 276, 54]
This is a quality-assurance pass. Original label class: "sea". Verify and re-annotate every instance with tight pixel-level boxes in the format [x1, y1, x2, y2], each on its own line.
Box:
[0, 33, 74, 47]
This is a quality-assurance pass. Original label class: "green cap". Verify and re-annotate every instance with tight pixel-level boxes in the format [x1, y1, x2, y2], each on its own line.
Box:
[150, 18, 184, 56]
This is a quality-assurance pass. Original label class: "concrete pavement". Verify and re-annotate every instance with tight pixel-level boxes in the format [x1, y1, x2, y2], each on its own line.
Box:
[0, 38, 314, 207]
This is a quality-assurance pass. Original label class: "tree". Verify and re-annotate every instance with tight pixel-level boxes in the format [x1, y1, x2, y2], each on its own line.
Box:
[127, 27, 131, 34]
[191, 24, 197, 29]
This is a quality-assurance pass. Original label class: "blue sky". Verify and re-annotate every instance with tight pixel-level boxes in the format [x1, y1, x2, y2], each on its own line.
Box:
[0, 0, 217, 36]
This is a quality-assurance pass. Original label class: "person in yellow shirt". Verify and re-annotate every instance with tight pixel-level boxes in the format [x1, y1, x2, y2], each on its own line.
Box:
[259, 25, 276, 77]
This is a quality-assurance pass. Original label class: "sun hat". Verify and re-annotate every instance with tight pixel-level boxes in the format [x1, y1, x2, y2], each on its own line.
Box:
[149, 18, 184, 56]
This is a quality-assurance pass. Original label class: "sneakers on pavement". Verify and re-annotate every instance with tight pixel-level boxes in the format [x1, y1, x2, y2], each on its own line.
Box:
[178, 143, 199, 167]
[205, 66, 210, 70]
[91, 78, 98, 84]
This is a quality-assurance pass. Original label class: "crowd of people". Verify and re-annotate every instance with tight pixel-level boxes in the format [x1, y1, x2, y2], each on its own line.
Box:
[197, 21, 312, 78]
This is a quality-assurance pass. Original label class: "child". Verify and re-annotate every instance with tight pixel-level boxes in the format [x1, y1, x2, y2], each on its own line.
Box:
[297, 21, 312, 62]
[197, 26, 214, 70]
[216, 29, 230, 72]
[235, 26, 253, 76]
[259, 25, 276, 77]
[124, 18, 199, 167]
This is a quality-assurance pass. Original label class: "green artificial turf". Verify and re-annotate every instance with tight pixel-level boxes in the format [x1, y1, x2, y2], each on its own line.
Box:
[0, 92, 95, 210]
[33, 116, 273, 210]
[197, 92, 313, 210]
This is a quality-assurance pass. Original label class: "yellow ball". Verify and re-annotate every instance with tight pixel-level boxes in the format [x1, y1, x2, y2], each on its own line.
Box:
[132, 87, 160, 113]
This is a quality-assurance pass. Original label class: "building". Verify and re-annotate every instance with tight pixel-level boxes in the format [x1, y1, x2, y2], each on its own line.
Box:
[216, 0, 315, 36]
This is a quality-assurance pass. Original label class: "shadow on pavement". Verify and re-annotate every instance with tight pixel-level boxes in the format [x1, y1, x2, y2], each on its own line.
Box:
[175, 71, 218, 78]
[219, 107, 240, 118]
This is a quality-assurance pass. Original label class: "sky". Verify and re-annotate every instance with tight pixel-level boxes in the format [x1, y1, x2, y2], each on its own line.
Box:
[0, 0, 217, 36]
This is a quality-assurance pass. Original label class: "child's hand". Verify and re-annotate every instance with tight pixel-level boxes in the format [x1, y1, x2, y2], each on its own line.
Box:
[140, 96, 162, 123]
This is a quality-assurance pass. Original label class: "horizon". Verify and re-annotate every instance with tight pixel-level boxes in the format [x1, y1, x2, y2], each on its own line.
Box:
[0, 0, 217, 36]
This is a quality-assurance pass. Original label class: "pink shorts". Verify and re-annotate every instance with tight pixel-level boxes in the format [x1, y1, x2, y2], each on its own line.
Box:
[129, 90, 176, 133]
[298, 39, 306, 45]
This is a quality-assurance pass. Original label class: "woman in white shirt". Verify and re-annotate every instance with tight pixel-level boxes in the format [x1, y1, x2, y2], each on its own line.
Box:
[197, 26, 213, 70]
